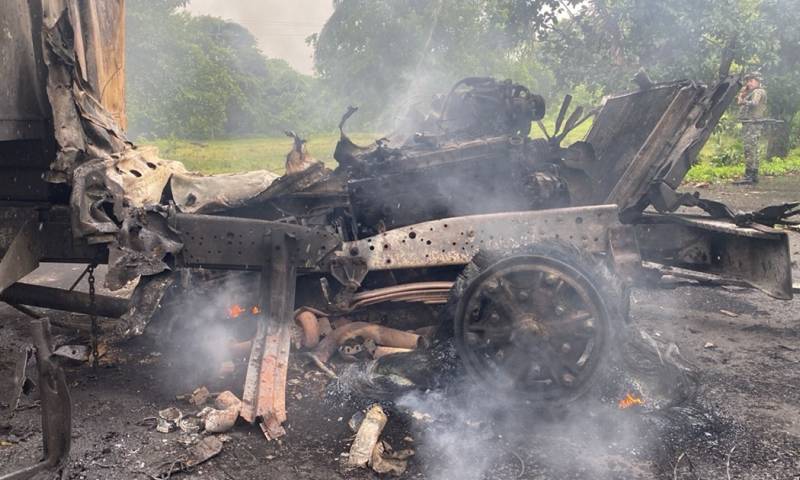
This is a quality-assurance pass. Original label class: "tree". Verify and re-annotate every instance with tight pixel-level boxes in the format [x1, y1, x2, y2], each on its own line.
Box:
[760, 0, 800, 158]
[311, 0, 578, 128]
[537, 0, 765, 92]
[534, 0, 799, 156]
[125, 0, 335, 139]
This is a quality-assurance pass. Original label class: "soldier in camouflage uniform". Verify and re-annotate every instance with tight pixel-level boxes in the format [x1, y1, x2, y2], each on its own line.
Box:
[735, 72, 767, 184]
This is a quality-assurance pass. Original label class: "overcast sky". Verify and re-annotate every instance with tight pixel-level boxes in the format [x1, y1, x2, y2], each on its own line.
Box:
[185, 0, 334, 75]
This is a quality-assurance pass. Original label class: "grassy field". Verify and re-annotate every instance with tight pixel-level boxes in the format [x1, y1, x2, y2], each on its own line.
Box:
[145, 118, 593, 175]
[149, 133, 377, 174]
[144, 123, 798, 183]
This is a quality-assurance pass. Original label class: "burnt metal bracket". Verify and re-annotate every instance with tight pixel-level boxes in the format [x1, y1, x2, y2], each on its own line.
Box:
[1, 210, 105, 296]
[171, 213, 339, 271]
[608, 225, 643, 286]
[0, 319, 71, 480]
[0, 220, 40, 295]
[636, 214, 793, 299]
[328, 256, 368, 311]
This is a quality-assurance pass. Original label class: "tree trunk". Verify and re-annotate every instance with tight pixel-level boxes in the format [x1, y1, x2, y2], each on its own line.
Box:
[717, 36, 738, 80]
[767, 121, 792, 159]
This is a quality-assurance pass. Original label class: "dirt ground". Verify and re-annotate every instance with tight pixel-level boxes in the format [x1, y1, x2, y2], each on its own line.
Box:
[1, 176, 798, 480]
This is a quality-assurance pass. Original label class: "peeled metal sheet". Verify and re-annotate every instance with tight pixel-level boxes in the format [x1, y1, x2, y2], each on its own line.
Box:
[170, 170, 281, 214]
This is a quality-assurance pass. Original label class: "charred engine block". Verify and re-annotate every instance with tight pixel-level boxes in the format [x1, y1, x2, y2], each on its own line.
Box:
[335, 79, 568, 236]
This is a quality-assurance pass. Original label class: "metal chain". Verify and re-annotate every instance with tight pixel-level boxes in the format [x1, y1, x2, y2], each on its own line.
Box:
[87, 264, 99, 368]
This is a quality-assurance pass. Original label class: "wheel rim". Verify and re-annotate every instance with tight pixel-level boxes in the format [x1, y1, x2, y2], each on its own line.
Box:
[454, 255, 610, 401]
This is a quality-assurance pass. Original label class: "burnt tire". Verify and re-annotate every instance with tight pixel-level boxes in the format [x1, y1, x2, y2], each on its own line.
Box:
[448, 241, 627, 404]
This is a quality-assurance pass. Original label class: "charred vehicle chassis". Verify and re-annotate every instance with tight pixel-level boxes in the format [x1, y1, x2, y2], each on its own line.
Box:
[1, 2, 798, 478]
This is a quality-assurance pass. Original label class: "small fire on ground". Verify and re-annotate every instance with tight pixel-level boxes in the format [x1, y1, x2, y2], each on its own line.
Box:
[228, 304, 261, 318]
[618, 392, 644, 409]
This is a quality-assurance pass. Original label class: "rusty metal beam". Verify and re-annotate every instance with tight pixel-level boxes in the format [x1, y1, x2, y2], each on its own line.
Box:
[0, 282, 129, 318]
[240, 231, 297, 440]
[342, 206, 619, 271]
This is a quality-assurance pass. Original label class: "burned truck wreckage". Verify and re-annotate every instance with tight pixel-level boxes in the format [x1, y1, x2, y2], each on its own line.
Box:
[1, 2, 799, 478]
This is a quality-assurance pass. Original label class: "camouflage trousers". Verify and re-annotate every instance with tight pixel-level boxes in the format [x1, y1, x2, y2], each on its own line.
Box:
[741, 123, 763, 175]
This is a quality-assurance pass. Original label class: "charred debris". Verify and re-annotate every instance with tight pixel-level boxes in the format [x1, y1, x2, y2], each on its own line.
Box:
[1, 2, 799, 478]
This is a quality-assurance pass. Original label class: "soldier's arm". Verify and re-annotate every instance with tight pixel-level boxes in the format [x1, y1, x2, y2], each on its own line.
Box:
[745, 89, 765, 106]
[736, 88, 748, 105]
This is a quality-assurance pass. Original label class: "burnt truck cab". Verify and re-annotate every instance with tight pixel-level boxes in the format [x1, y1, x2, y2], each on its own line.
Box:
[332, 77, 793, 299]
[0, 1, 797, 476]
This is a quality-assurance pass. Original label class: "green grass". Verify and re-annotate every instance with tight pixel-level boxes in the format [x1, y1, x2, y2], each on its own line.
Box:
[686, 129, 800, 182]
[148, 133, 377, 174]
[145, 127, 798, 185]
[145, 117, 593, 176]
[685, 150, 800, 182]
[533, 116, 594, 145]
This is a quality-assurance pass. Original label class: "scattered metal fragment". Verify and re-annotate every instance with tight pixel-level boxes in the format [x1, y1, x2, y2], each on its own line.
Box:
[372, 346, 413, 359]
[0, 319, 71, 480]
[158, 407, 183, 423]
[155, 407, 183, 433]
[178, 417, 203, 434]
[153, 436, 224, 479]
[53, 345, 89, 362]
[176, 388, 219, 403]
[348, 404, 388, 467]
[189, 386, 210, 407]
[201, 391, 242, 434]
[310, 322, 421, 364]
[203, 408, 238, 434]
[348, 410, 365, 433]
[156, 418, 174, 434]
[216, 391, 243, 411]
[5, 347, 32, 414]
[295, 310, 321, 348]
[719, 309, 739, 318]
[370, 440, 414, 476]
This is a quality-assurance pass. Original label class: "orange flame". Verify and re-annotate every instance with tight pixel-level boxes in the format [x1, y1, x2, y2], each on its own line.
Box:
[228, 304, 262, 318]
[618, 392, 644, 409]
[228, 304, 246, 318]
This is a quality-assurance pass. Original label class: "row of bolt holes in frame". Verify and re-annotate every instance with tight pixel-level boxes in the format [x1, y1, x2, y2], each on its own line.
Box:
[356, 214, 603, 264]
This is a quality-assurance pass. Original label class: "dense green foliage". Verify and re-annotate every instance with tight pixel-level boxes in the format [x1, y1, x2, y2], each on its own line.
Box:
[314, 0, 799, 146]
[125, 0, 337, 139]
[310, 0, 580, 127]
[127, 0, 798, 163]
[687, 146, 800, 182]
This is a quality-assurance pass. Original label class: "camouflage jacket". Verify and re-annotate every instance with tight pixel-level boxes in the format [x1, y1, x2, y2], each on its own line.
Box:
[738, 87, 767, 121]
